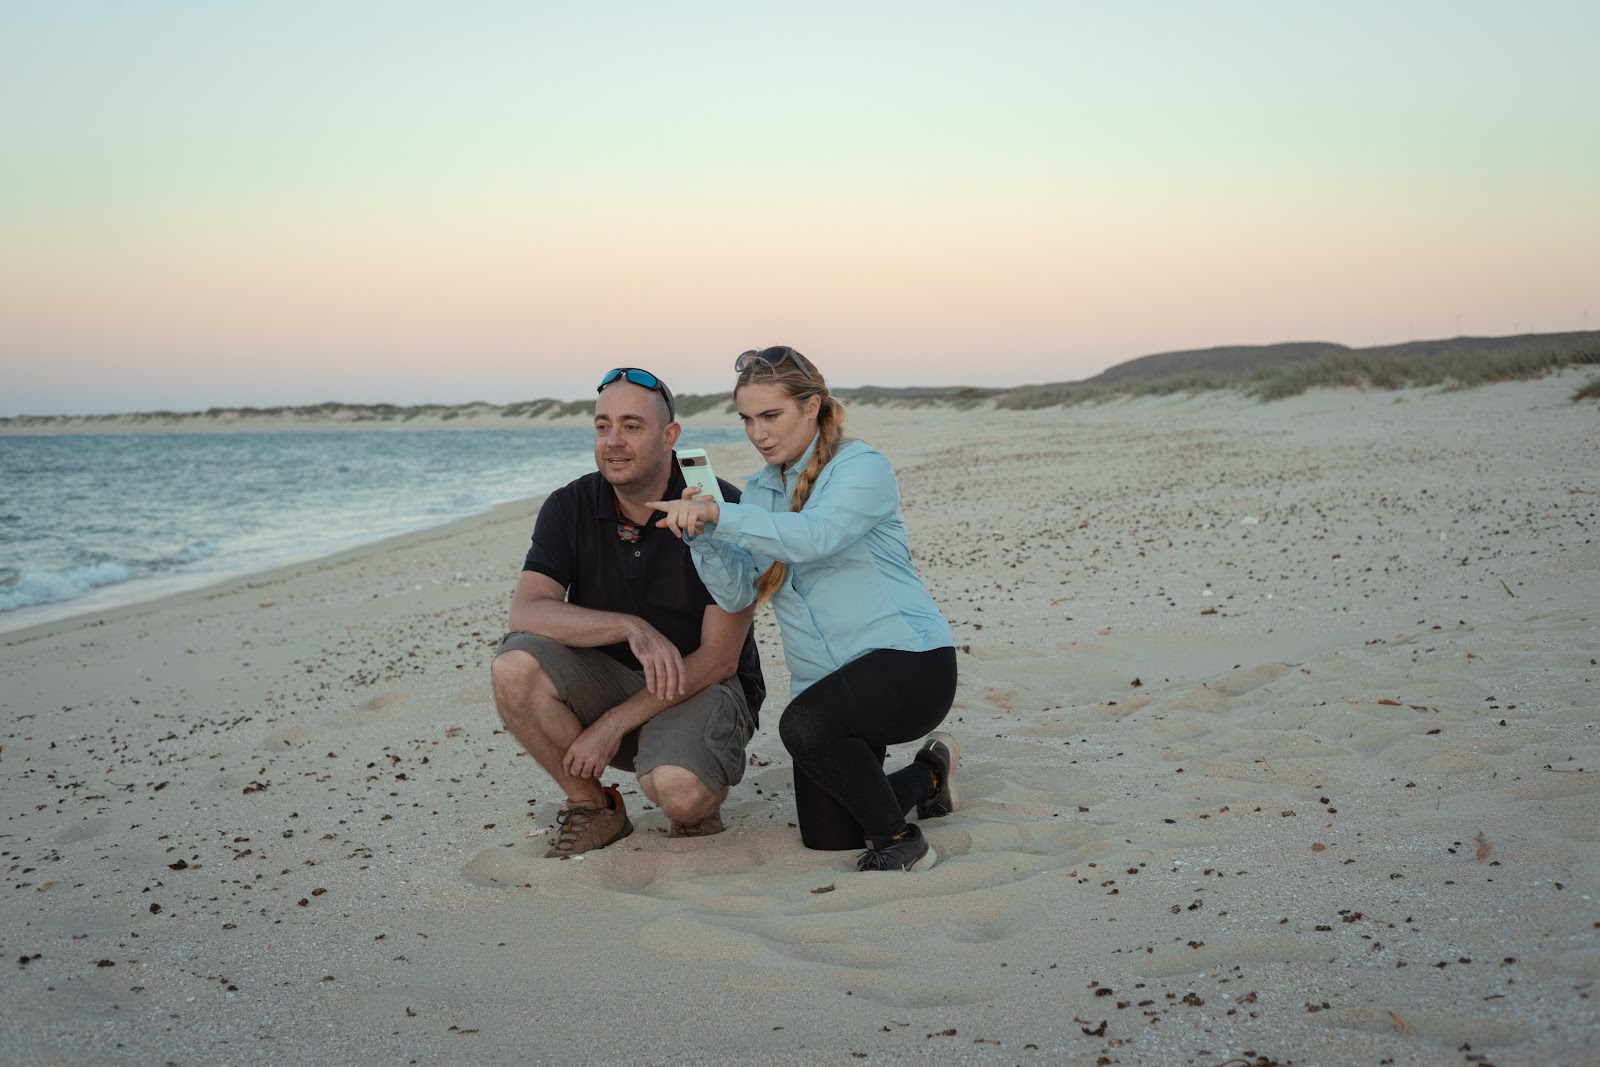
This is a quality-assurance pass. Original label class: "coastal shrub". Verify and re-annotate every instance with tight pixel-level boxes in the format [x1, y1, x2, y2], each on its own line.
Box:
[947, 387, 996, 410]
[985, 337, 1600, 409]
[673, 392, 735, 419]
[994, 383, 1108, 409]
[1251, 341, 1600, 400]
[502, 399, 563, 418]
[1122, 372, 1237, 397]
[1574, 376, 1600, 402]
[849, 390, 949, 409]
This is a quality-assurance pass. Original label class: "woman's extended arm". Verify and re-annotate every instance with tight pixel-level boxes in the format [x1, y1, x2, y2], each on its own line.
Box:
[711, 447, 899, 565]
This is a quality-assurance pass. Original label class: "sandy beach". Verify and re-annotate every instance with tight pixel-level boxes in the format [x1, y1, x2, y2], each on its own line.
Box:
[3, 375, 1597, 1066]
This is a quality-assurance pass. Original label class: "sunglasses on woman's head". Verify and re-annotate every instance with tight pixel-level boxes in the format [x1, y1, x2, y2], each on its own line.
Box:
[597, 367, 675, 421]
[734, 346, 812, 379]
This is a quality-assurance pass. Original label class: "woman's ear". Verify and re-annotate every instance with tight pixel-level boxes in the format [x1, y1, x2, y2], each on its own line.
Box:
[805, 394, 823, 421]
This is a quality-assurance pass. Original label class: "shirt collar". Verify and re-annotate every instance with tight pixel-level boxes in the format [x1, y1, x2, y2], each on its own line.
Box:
[754, 432, 821, 492]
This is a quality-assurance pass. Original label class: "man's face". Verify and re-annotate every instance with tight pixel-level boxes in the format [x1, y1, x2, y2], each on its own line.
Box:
[594, 381, 678, 493]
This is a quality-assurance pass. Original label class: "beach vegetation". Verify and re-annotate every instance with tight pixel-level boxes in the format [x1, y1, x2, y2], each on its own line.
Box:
[990, 334, 1600, 408]
[501, 398, 596, 418]
[502, 399, 563, 418]
[1250, 339, 1600, 401]
[672, 393, 736, 418]
[843, 385, 1000, 410]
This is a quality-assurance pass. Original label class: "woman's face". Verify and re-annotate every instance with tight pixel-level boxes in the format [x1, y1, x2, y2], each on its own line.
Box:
[736, 382, 822, 469]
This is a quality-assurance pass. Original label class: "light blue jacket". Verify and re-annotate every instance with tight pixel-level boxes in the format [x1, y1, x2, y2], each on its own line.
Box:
[688, 436, 953, 695]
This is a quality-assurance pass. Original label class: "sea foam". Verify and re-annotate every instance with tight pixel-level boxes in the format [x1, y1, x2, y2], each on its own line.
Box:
[0, 561, 132, 611]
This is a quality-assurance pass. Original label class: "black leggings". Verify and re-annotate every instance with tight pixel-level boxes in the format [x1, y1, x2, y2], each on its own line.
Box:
[778, 646, 958, 844]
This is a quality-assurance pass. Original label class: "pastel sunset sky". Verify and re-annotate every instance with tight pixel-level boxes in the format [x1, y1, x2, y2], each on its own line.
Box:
[3, 2, 1597, 416]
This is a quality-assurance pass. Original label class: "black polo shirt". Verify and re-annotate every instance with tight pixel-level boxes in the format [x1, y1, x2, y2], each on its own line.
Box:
[522, 457, 766, 725]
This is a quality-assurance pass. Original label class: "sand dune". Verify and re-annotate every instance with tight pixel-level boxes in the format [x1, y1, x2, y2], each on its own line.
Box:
[3, 375, 1597, 1065]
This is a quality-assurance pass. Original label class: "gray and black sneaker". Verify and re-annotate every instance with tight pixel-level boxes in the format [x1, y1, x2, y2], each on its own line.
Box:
[856, 823, 937, 872]
[914, 731, 960, 819]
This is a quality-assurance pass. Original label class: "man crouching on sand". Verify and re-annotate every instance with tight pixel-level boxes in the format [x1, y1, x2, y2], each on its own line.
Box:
[491, 367, 765, 857]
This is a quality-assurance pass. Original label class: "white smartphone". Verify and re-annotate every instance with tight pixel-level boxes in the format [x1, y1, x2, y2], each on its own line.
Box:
[675, 448, 725, 503]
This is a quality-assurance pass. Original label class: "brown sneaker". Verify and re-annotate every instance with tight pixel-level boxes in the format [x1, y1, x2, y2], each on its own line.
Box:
[668, 812, 724, 838]
[544, 785, 633, 858]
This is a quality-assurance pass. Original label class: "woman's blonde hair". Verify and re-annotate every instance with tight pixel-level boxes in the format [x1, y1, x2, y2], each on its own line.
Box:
[735, 347, 848, 604]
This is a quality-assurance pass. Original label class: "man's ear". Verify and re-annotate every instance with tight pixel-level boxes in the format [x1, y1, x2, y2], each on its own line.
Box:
[664, 420, 683, 448]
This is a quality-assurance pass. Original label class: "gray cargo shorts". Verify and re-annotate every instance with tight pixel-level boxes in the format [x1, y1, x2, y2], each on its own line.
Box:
[495, 632, 752, 793]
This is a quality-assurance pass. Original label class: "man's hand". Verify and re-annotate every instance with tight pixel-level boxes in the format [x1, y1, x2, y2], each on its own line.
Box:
[563, 720, 624, 781]
[648, 486, 719, 540]
[625, 617, 686, 699]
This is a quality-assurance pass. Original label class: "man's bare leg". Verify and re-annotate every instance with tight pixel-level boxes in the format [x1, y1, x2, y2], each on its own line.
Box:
[639, 765, 725, 825]
[491, 649, 607, 808]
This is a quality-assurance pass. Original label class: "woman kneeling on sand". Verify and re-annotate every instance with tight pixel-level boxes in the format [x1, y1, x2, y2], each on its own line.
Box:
[650, 346, 958, 872]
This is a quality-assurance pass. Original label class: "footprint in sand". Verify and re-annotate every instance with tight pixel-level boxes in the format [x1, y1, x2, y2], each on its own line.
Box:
[604, 842, 771, 899]
[1199, 662, 1295, 699]
[446, 681, 490, 707]
[649, 876, 1049, 1008]
[1504, 774, 1600, 803]
[1317, 1007, 1526, 1049]
[365, 691, 408, 711]
[1137, 935, 1333, 979]
[677, 912, 911, 970]
[459, 834, 775, 895]
[460, 840, 554, 888]
[642, 927, 986, 1007]
[330, 690, 410, 727]
[261, 726, 325, 750]
[982, 688, 1018, 710]
[54, 816, 118, 845]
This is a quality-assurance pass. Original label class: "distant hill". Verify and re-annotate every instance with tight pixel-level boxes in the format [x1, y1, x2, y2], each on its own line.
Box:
[1085, 341, 1350, 384]
[1085, 331, 1600, 384]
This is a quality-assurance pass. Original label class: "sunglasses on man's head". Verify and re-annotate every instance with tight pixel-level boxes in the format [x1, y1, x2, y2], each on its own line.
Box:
[734, 346, 812, 379]
[597, 367, 675, 422]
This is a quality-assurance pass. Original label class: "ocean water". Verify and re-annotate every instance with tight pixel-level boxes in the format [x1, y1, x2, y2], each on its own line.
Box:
[0, 426, 745, 633]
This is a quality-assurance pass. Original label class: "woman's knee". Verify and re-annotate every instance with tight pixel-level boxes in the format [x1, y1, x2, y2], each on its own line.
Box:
[778, 700, 837, 757]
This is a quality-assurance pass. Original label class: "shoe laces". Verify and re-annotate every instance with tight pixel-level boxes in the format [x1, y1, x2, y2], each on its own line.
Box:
[856, 848, 898, 871]
[857, 830, 918, 871]
[551, 803, 601, 847]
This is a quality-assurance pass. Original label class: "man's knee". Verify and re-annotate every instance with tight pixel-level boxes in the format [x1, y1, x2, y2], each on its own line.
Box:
[647, 765, 719, 821]
[490, 648, 558, 713]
